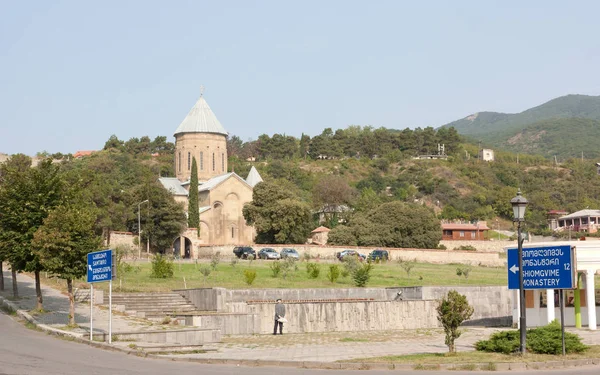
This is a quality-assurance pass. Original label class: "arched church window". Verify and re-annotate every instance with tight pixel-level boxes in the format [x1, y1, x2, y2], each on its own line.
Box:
[222, 153, 225, 171]
[212, 153, 215, 171]
[187, 152, 191, 170]
[178, 152, 181, 173]
[200, 152, 204, 170]
[231, 227, 234, 239]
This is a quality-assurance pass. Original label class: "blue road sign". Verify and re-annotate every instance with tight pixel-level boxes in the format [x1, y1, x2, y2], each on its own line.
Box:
[507, 245, 575, 290]
[87, 249, 113, 283]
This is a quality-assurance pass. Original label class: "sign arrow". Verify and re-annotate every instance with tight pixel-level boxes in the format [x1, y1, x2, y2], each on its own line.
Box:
[88, 265, 92, 271]
[509, 264, 519, 274]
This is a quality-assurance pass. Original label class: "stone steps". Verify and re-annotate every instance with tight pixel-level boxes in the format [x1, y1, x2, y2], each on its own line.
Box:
[102, 292, 198, 318]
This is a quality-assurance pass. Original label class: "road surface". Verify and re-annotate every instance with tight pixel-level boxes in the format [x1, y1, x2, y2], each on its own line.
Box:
[0, 312, 598, 375]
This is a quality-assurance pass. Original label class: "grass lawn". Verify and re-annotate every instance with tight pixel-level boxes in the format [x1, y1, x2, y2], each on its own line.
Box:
[347, 345, 600, 365]
[55, 258, 508, 293]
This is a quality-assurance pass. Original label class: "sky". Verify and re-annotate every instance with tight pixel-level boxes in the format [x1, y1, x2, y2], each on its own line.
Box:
[1, 1, 600, 156]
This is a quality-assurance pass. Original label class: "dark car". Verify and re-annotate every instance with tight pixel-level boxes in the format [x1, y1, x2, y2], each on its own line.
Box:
[368, 249, 389, 262]
[336, 250, 366, 262]
[280, 248, 300, 259]
[233, 246, 256, 259]
[258, 248, 281, 260]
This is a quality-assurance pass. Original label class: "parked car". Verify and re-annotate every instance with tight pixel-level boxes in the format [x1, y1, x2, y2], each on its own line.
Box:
[233, 246, 256, 259]
[368, 249, 389, 262]
[258, 248, 281, 260]
[280, 248, 300, 259]
[336, 250, 366, 262]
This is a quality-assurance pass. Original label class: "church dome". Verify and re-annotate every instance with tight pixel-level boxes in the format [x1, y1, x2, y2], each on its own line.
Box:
[174, 95, 228, 136]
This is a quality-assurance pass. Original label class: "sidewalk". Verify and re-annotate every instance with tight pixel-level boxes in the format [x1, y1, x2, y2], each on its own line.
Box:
[3, 269, 600, 368]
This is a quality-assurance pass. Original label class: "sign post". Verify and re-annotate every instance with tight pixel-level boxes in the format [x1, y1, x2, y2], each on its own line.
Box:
[507, 244, 576, 355]
[87, 249, 115, 344]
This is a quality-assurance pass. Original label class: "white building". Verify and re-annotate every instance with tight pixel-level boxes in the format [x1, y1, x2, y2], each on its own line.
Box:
[479, 148, 494, 162]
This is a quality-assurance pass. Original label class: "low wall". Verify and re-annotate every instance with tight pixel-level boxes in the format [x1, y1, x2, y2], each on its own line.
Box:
[107, 231, 136, 251]
[198, 245, 504, 266]
[439, 240, 514, 253]
[186, 313, 260, 335]
[93, 328, 221, 344]
[250, 300, 439, 334]
[175, 288, 227, 312]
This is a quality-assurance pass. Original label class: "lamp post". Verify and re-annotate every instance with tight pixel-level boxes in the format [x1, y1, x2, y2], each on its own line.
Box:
[511, 189, 528, 354]
[137, 199, 149, 259]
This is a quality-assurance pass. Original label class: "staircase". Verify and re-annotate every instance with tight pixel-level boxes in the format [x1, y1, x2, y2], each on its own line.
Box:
[102, 292, 198, 318]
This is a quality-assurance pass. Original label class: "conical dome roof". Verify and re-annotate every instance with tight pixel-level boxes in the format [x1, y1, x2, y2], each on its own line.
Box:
[246, 166, 263, 188]
[174, 95, 228, 136]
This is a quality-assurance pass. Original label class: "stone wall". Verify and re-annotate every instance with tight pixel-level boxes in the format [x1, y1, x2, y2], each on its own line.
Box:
[107, 231, 136, 251]
[199, 244, 505, 266]
[250, 300, 439, 334]
[439, 239, 514, 253]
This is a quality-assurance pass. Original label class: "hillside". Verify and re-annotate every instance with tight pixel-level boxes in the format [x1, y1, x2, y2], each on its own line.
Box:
[441, 94, 600, 159]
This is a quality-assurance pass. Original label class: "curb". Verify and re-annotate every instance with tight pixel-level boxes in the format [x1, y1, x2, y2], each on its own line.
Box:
[2, 295, 600, 371]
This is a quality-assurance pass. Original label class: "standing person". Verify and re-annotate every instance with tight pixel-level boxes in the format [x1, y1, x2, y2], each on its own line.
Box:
[273, 298, 286, 335]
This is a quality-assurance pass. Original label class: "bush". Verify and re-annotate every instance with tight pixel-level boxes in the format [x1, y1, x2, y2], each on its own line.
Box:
[281, 257, 297, 280]
[453, 245, 477, 251]
[475, 320, 589, 355]
[327, 264, 340, 283]
[270, 261, 282, 278]
[352, 263, 373, 287]
[437, 244, 447, 250]
[210, 251, 221, 270]
[437, 290, 474, 353]
[456, 265, 472, 282]
[150, 254, 174, 278]
[199, 265, 211, 286]
[306, 263, 321, 279]
[398, 259, 416, 278]
[243, 269, 257, 285]
[230, 258, 239, 268]
[342, 255, 360, 278]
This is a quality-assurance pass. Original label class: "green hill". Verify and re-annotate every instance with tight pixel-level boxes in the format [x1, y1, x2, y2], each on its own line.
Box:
[441, 94, 600, 159]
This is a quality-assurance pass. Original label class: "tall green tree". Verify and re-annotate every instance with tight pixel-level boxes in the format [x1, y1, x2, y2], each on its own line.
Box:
[243, 180, 313, 244]
[437, 290, 474, 353]
[0, 157, 63, 307]
[32, 204, 102, 326]
[188, 157, 200, 235]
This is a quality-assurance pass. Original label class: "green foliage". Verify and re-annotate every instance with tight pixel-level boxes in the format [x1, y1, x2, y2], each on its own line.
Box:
[188, 157, 200, 234]
[454, 245, 477, 251]
[150, 254, 174, 278]
[475, 320, 588, 355]
[305, 263, 321, 279]
[210, 251, 221, 271]
[456, 265, 472, 282]
[269, 261, 282, 278]
[281, 257, 298, 279]
[352, 262, 373, 287]
[199, 265, 211, 285]
[327, 264, 340, 283]
[436, 290, 474, 353]
[230, 258, 239, 268]
[243, 269, 257, 285]
[243, 180, 313, 244]
[399, 259, 416, 278]
[342, 255, 360, 277]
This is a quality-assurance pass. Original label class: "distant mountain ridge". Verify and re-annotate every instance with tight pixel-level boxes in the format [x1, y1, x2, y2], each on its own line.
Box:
[441, 94, 600, 159]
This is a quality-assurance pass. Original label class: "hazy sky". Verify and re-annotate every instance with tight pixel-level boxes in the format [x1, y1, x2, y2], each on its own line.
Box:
[2, 1, 600, 155]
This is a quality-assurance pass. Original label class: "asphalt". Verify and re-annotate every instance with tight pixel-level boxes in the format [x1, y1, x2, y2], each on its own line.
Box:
[3, 269, 600, 371]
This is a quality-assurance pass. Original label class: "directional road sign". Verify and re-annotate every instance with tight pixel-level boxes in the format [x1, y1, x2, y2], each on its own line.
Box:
[87, 249, 113, 283]
[507, 245, 575, 290]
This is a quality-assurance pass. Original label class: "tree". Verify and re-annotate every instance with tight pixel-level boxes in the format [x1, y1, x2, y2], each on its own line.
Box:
[32, 204, 102, 326]
[188, 157, 199, 235]
[0, 157, 63, 307]
[312, 175, 356, 225]
[436, 290, 474, 353]
[243, 180, 313, 244]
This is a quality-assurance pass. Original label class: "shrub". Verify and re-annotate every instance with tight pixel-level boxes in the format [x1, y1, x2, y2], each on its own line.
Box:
[150, 254, 174, 278]
[230, 258, 239, 268]
[437, 290, 474, 353]
[342, 255, 360, 278]
[454, 245, 477, 251]
[270, 261, 282, 278]
[281, 257, 297, 280]
[327, 264, 340, 283]
[352, 263, 373, 287]
[199, 265, 211, 286]
[303, 252, 311, 262]
[210, 251, 221, 271]
[456, 265, 472, 282]
[399, 259, 416, 278]
[437, 244, 447, 250]
[243, 269, 257, 285]
[475, 320, 589, 355]
[306, 263, 321, 279]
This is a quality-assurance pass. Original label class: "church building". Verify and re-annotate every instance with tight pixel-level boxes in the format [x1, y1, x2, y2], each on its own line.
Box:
[159, 92, 262, 252]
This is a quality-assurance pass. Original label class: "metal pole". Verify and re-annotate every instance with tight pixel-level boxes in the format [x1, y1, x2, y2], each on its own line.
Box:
[518, 221, 527, 354]
[560, 289, 566, 356]
[89, 284, 93, 341]
[108, 279, 112, 344]
[137, 203, 141, 259]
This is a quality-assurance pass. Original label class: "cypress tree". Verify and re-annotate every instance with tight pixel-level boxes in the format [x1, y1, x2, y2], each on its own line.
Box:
[188, 157, 200, 235]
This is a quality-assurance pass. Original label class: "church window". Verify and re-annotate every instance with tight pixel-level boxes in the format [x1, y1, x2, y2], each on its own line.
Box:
[212, 153, 215, 171]
[187, 152, 191, 170]
[231, 227, 234, 238]
[200, 152, 204, 170]
[222, 153, 225, 171]
[178, 152, 181, 173]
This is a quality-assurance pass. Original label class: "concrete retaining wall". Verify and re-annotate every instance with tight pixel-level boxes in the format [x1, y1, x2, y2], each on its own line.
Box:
[96, 328, 221, 344]
[186, 313, 260, 335]
[250, 300, 440, 333]
[175, 288, 227, 312]
[439, 240, 513, 253]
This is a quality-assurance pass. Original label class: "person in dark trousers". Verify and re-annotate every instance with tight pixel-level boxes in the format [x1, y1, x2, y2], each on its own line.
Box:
[273, 298, 286, 335]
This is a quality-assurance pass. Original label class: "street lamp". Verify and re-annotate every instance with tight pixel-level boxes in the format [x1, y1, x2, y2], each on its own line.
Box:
[137, 199, 149, 259]
[511, 189, 528, 354]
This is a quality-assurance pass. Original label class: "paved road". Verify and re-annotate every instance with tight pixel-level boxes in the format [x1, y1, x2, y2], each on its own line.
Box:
[2, 312, 600, 375]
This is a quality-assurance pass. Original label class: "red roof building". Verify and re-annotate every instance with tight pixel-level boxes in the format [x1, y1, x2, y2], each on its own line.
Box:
[441, 221, 490, 241]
